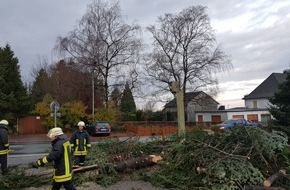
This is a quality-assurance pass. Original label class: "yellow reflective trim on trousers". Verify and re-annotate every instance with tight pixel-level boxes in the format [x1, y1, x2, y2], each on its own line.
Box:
[4, 143, 9, 147]
[73, 150, 87, 156]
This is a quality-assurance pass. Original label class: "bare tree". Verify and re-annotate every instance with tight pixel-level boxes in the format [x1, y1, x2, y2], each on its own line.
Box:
[145, 6, 232, 97]
[55, 0, 142, 108]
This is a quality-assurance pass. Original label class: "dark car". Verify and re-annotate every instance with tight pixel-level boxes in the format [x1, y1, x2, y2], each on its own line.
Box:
[87, 121, 111, 136]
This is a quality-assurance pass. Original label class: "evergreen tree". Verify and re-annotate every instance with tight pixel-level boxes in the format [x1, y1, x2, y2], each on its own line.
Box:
[120, 82, 136, 120]
[110, 86, 121, 108]
[0, 44, 31, 124]
[30, 68, 49, 105]
[269, 70, 290, 126]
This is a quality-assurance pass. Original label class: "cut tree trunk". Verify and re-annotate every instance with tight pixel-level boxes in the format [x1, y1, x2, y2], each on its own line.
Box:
[114, 155, 162, 172]
[243, 185, 286, 190]
[72, 155, 162, 174]
[263, 169, 286, 187]
[73, 164, 99, 174]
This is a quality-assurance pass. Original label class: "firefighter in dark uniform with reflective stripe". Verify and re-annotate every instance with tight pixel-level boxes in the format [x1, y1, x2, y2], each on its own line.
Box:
[70, 121, 91, 166]
[32, 127, 76, 190]
[0, 119, 9, 175]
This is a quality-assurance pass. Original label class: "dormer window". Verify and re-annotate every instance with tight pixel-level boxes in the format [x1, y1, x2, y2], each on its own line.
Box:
[253, 100, 257, 108]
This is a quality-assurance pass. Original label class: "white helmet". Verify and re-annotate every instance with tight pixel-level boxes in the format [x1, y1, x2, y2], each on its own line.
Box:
[0, 120, 8, 125]
[77, 121, 85, 127]
[47, 127, 64, 138]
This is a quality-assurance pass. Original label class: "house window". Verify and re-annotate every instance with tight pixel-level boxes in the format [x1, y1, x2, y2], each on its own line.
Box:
[247, 114, 258, 122]
[233, 115, 244, 119]
[261, 114, 271, 126]
[253, 101, 257, 108]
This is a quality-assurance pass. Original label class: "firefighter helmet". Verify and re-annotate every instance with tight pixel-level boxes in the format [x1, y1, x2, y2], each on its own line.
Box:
[0, 120, 8, 125]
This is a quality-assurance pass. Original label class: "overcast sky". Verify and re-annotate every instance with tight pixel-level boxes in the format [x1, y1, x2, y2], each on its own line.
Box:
[1, 0, 290, 109]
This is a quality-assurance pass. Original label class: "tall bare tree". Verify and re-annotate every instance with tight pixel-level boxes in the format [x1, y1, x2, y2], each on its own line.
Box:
[55, 0, 142, 108]
[145, 6, 232, 97]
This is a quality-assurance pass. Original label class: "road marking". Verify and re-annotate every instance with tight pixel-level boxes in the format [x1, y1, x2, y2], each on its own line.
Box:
[10, 145, 24, 148]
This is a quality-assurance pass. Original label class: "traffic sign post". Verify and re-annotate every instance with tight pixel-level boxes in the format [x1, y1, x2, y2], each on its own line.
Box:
[50, 101, 60, 128]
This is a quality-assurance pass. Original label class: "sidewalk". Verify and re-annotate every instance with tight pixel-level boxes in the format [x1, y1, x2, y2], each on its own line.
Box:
[9, 131, 136, 144]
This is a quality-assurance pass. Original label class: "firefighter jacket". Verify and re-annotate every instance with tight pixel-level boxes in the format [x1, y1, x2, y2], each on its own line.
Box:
[0, 124, 9, 155]
[36, 134, 73, 182]
[70, 130, 91, 156]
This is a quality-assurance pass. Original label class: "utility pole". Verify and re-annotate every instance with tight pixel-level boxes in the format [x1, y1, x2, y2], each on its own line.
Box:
[92, 68, 95, 119]
[170, 81, 185, 137]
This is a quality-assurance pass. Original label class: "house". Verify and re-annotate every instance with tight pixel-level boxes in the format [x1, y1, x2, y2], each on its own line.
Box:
[163, 91, 219, 122]
[164, 72, 288, 125]
[195, 72, 287, 125]
[243, 72, 287, 109]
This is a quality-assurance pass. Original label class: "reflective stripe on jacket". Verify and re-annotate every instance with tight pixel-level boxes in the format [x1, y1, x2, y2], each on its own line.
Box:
[38, 134, 73, 182]
[0, 125, 9, 155]
[70, 130, 91, 156]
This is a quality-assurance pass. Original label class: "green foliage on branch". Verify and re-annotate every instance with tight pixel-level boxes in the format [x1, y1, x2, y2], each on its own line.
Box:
[141, 127, 289, 189]
[2, 126, 290, 189]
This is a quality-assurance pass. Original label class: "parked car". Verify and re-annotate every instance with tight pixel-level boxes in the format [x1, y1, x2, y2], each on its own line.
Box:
[218, 118, 259, 130]
[87, 121, 111, 136]
[246, 120, 262, 127]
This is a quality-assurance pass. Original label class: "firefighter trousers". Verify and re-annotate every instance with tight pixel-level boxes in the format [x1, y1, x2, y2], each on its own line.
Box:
[0, 154, 8, 175]
[52, 180, 76, 190]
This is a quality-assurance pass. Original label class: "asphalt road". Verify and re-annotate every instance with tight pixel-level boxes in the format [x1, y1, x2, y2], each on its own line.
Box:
[8, 136, 154, 166]
[9, 143, 50, 165]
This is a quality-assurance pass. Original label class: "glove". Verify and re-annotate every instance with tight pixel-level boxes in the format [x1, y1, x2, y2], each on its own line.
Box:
[32, 162, 39, 169]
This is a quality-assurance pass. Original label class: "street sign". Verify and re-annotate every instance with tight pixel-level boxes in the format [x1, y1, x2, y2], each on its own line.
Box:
[50, 113, 61, 117]
[50, 101, 60, 128]
[50, 101, 60, 112]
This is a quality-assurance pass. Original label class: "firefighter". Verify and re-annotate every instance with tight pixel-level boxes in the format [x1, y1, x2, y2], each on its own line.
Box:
[32, 127, 76, 190]
[0, 119, 9, 175]
[70, 121, 91, 166]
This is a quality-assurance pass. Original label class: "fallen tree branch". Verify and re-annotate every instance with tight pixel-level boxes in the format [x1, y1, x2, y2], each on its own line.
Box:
[194, 139, 250, 160]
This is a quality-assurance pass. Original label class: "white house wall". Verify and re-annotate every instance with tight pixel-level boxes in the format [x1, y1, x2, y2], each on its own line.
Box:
[194, 112, 227, 122]
[194, 110, 271, 123]
[245, 98, 270, 109]
[227, 110, 272, 121]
